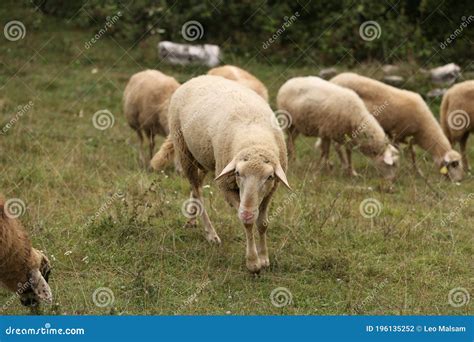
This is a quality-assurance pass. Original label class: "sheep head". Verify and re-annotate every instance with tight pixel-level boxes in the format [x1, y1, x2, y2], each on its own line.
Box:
[18, 249, 52, 307]
[216, 147, 290, 225]
[439, 150, 464, 182]
[374, 144, 400, 181]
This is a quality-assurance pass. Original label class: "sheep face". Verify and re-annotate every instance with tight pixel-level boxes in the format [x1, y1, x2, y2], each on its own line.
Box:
[440, 150, 464, 182]
[374, 145, 400, 181]
[19, 250, 52, 307]
[216, 149, 290, 225]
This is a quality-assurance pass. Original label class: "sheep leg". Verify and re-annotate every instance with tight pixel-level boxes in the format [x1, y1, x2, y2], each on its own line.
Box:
[334, 142, 348, 168]
[173, 154, 183, 174]
[408, 139, 424, 177]
[178, 139, 221, 243]
[148, 132, 155, 169]
[136, 130, 147, 167]
[189, 170, 221, 244]
[286, 126, 299, 161]
[344, 145, 359, 177]
[256, 195, 272, 268]
[184, 189, 199, 228]
[244, 223, 261, 273]
[318, 137, 333, 170]
[459, 133, 470, 172]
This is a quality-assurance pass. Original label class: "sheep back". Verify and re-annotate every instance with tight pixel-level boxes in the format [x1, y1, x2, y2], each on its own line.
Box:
[123, 69, 180, 136]
[277, 76, 387, 156]
[440, 80, 474, 142]
[168, 75, 286, 176]
[207, 65, 269, 102]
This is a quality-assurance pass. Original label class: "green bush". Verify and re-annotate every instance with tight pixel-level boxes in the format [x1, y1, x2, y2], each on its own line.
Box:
[30, 0, 474, 66]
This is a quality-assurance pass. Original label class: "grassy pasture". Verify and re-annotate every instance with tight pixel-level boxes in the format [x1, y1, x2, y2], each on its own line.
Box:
[0, 2, 472, 315]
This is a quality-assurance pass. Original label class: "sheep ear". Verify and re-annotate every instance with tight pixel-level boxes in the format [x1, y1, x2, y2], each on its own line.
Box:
[275, 164, 291, 190]
[30, 270, 52, 303]
[383, 149, 394, 166]
[215, 158, 237, 180]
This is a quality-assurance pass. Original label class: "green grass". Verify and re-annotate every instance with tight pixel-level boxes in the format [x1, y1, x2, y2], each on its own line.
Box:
[0, 2, 472, 315]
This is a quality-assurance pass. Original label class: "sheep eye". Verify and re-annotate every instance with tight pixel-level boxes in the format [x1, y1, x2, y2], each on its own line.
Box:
[235, 171, 240, 177]
[267, 175, 274, 181]
[450, 161, 459, 168]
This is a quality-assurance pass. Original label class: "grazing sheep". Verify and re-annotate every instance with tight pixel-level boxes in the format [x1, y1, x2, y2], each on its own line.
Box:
[331, 72, 464, 181]
[277, 76, 399, 180]
[0, 196, 52, 307]
[207, 65, 269, 102]
[151, 75, 290, 273]
[123, 69, 180, 168]
[440, 80, 474, 172]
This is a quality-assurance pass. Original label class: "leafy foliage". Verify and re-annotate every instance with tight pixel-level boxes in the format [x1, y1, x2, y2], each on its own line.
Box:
[30, 0, 474, 65]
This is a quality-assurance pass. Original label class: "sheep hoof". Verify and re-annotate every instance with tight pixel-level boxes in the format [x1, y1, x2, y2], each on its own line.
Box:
[347, 169, 359, 177]
[206, 233, 221, 244]
[246, 258, 262, 274]
[259, 256, 270, 268]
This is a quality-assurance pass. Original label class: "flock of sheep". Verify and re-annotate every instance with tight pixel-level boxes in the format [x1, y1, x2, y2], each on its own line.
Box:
[1, 64, 472, 309]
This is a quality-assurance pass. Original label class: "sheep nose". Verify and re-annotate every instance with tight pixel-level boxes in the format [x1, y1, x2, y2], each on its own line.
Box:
[241, 211, 254, 220]
[238, 208, 257, 223]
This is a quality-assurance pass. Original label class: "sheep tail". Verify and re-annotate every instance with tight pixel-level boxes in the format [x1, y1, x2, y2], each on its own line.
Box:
[150, 136, 175, 171]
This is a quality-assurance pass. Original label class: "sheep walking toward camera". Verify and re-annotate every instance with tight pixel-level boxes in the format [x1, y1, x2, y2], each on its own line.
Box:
[440, 80, 474, 172]
[0, 196, 52, 307]
[123, 69, 180, 168]
[207, 65, 269, 102]
[151, 75, 290, 273]
[331, 72, 464, 181]
[277, 76, 400, 180]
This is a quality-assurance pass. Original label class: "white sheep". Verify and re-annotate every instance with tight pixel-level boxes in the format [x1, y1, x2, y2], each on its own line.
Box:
[151, 75, 290, 273]
[440, 80, 474, 172]
[123, 69, 180, 168]
[0, 196, 52, 307]
[331, 72, 464, 181]
[277, 76, 400, 180]
[207, 65, 269, 102]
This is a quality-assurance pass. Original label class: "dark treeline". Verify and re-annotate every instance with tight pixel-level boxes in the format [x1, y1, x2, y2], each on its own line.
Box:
[31, 0, 474, 66]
